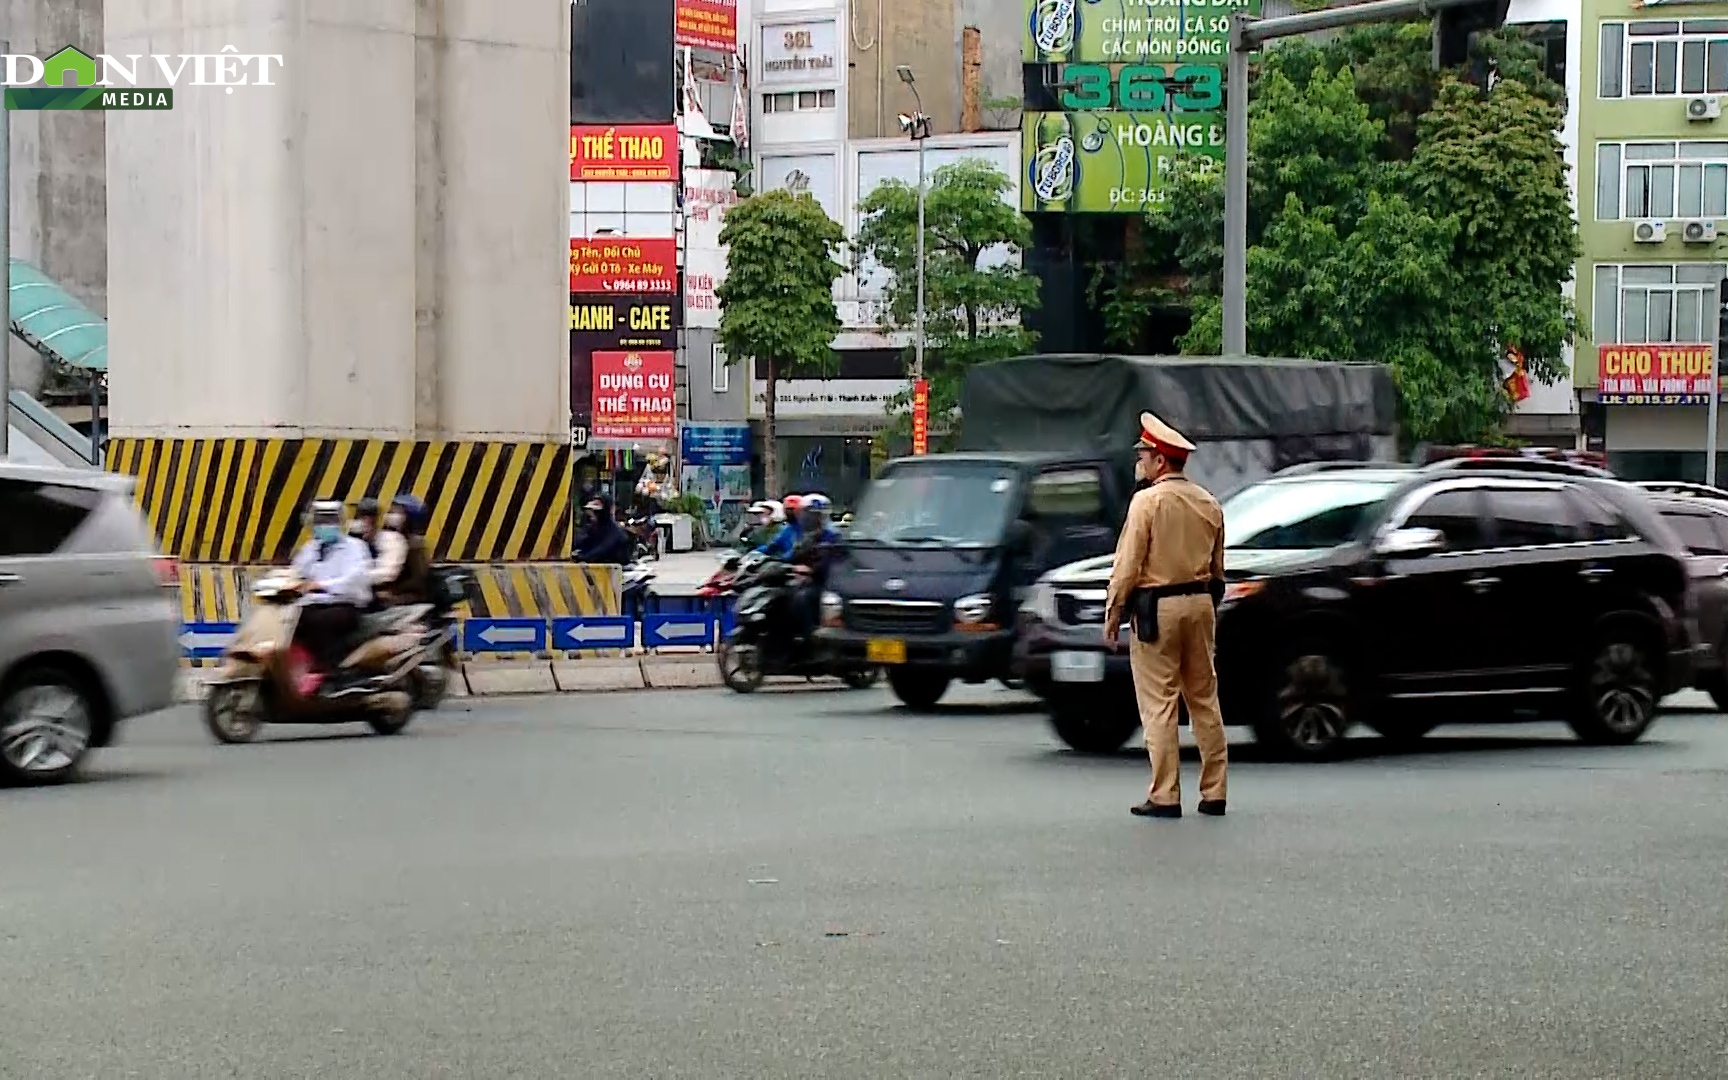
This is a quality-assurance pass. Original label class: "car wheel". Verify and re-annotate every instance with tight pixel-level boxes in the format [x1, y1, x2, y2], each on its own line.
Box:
[1255, 652, 1353, 761]
[1049, 700, 1140, 754]
[718, 641, 764, 693]
[0, 666, 97, 785]
[1569, 638, 1658, 745]
[887, 668, 950, 711]
[203, 682, 265, 744]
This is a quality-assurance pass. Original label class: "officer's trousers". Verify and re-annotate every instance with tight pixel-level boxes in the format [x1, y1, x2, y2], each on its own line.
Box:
[1129, 592, 1228, 805]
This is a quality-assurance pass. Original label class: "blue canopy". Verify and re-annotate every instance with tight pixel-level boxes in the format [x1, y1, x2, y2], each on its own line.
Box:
[9, 259, 106, 371]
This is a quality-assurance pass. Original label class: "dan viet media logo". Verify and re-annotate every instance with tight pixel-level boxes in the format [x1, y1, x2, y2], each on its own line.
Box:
[2, 45, 283, 111]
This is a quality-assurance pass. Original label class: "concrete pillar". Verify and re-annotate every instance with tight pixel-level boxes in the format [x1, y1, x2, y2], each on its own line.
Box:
[104, 0, 576, 563]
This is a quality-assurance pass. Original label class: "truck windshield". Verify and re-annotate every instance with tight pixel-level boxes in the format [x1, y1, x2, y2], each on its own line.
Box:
[848, 463, 1021, 547]
[1223, 476, 1400, 551]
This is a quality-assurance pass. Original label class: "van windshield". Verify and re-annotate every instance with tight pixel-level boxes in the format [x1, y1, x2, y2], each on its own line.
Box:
[848, 462, 1021, 547]
[1223, 476, 1400, 551]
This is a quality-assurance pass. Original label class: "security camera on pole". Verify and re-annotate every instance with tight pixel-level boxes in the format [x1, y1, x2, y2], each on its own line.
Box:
[896, 64, 933, 454]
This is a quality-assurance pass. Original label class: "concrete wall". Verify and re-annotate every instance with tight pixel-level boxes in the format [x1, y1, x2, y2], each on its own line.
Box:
[106, 0, 569, 441]
[845, 0, 1018, 140]
[6, 0, 107, 397]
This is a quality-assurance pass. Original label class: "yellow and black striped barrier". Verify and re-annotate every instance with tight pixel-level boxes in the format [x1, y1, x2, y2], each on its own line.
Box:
[106, 437, 573, 563]
[176, 563, 621, 624]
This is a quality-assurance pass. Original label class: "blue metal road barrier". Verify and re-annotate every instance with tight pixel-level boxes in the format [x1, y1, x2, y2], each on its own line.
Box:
[551, 616, 635, 651]
[641, 611, 715, 649]
[462, 617, 548, 655]
[180, 621, 238, 660]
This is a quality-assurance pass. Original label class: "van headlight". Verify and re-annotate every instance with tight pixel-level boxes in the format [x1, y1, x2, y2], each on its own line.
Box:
[953, 593, 994, 628]
[820, 591, 843, 627]
[1021, 583, 1058, 624]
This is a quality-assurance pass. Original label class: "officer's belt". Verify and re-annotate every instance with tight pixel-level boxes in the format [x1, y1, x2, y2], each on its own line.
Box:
[1129, 579, 1220, 644]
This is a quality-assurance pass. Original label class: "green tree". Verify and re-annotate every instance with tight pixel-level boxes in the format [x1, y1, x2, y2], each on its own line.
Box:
[718, 190, 846, 496]
[1106, 26, 1578, 444]
[853, 159, 1040, 441]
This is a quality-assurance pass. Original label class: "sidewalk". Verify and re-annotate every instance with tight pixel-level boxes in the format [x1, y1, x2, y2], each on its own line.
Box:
[644, 549, 731, 594]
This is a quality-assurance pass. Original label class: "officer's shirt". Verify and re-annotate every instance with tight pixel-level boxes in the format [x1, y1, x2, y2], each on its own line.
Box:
[1103, 474, 1225, 633]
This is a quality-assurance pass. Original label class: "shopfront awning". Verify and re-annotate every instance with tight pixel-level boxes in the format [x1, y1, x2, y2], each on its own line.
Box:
[9, 259, 107, 371]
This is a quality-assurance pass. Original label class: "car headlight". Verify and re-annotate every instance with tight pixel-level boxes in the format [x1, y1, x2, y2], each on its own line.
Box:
[820, 591, 843, 627]
[1221, 580, 1263, 605]
[953, 592, 994, 627]
[1022, 582, 1058, 625]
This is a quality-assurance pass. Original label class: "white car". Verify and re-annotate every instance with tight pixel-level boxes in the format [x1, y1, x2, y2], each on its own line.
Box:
[0, 461, 181, 784]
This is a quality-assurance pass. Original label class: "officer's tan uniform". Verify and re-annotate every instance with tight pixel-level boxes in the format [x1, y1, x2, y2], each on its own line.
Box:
[1104, 413, 1228, 809]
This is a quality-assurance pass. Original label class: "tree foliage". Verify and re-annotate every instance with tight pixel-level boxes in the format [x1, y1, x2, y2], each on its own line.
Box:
[853, 159, 1040, 436]
[1103, 25, 1579, 443]
[718, 190, 846, 496]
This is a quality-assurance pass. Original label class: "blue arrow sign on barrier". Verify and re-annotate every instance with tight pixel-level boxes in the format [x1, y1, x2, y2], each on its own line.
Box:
[641, 611, 713, 649]
[551, 616, 635, 651]
[180, 622, 237, 659]
[462, 617, 547, 654]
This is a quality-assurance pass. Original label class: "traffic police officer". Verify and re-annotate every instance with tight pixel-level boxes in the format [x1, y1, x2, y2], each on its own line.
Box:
[1103, 412, 1229, 819]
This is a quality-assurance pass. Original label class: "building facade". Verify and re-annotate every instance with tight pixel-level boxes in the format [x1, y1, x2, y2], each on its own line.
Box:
[1579, 0, 1728, 478]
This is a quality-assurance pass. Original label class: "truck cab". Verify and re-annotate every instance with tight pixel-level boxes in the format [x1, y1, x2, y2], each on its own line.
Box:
[816, 452, 1130, 709]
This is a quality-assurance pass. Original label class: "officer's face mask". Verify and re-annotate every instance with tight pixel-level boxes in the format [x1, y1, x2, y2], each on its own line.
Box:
[313, 524, 341, 544]
[385, 512, 406, 530]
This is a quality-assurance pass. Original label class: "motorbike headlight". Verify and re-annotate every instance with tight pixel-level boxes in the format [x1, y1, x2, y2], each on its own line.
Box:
[953, 593, 994, 628]
[820, 591, 843, 627]
[1021, 582, 1058, 625]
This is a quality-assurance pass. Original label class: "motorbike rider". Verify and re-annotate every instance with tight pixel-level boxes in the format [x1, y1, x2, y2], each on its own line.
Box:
[371, 493, 431, 605]
[789, 494, 840, 640]
[754, 494, 804, 559]
[291, 500, 374, 672]
[350, 496, 382, 549]
[743, 500, 783, 550]
[576, 493, 633, 565]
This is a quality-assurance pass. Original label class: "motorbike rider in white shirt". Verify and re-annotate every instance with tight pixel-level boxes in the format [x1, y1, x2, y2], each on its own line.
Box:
[291, 500, 374, 671]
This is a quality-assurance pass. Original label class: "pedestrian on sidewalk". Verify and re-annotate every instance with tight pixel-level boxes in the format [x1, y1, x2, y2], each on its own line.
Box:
[1102, 412, 1230, 820]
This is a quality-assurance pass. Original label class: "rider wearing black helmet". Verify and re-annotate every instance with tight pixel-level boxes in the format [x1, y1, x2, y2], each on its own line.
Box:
[351, 495, 382, 551]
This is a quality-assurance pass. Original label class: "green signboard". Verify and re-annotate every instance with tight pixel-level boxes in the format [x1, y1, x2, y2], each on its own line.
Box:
[1055, 62, 1222, 111]
[1021, 110, 1223, 213]
[1024, 0, 1256, 64]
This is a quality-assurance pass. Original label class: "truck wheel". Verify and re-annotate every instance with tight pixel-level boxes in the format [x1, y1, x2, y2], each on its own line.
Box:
[888, 669, 949, 711]
[1049, 705, 1139, 754]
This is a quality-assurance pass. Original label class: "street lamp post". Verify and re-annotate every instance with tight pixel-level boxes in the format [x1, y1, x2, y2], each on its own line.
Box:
[896, 66, 932, 383]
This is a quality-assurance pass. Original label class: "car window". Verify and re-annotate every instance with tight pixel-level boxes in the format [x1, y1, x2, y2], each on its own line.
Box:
[1568, 488, 1635, 541]
[1027, 468, 1105, 521]
[1665, 510, 1728, 555]
[1485, 488, 1580, 547]
[0, 479, 103, 557]
[1222, 476, 1400, 550]
[1403, 488, 1489, 551]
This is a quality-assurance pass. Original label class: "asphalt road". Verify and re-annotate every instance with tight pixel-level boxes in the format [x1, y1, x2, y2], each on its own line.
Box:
[5, 683, 1728, 1079]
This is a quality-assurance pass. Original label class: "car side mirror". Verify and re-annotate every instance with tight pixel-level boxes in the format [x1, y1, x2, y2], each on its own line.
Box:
[1375, 526, 1446, 558]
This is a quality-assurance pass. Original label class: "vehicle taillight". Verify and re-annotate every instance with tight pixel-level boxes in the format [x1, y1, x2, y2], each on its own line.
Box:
[153, 557, 181, 587]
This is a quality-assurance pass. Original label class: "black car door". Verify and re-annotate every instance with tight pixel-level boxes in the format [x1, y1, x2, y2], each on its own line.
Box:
[1659, 505, 1728, 652]
[1364, 483, 1498, 697]
[1477, 482, 1587, 692]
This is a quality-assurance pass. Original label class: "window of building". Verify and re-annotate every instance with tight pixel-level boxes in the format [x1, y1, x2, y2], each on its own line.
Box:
[761, 89, 836, 113]
[1596, 141, 1728, 220]
[1592, 263, 1725, 345]
[711, 344, 729, 393]
[1600, 19, 1728, 99]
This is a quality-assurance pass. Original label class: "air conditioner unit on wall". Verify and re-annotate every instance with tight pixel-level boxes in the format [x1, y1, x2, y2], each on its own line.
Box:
[1688, 95, 1722, 121]
[1634, 220, 1668, 243]
[1683, 219, 1718, 243]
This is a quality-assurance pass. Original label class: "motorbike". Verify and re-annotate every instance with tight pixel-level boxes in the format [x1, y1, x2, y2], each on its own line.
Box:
[620, 561, 655, 621]
[715, 553, 880, 693]
[413, 564, 476, 709]
[624, 514, 661, 561]
[201, 572, 461, 744]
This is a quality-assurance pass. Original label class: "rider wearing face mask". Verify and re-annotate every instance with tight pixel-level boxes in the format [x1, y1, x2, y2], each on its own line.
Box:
[371, 494, 432, 605]
[291, 500, 374, 671]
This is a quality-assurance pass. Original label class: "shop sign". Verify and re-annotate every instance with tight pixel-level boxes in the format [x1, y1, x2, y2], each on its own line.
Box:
[676, 0, 738, 51]
[570, 236, 678, 294]
[569, 124, 678, 181]
[759, 22, 838, 85]
[1021, 110, 1222, 213]
[593, 350, 676, 439]
[1023, 0, 1256, 64]
[681, 422, 753, 466]
[1597, 344, 1718, 404]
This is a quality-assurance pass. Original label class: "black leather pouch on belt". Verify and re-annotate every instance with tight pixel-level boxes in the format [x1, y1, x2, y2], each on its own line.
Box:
[1131, 580, 1214, 644]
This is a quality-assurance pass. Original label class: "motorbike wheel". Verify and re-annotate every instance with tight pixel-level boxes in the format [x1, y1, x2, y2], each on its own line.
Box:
[718, 641, 765, 693]
[410, 663, 450, 711]
[204, 683, 264, 744]
[841, 666, 881, 690]
[368, 691, 415, 736]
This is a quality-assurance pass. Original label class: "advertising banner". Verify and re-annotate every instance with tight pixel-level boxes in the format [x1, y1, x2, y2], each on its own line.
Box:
[912, 380, 930, 454]
[593, 350, 676, 439]
[569, 124, 679, 181]
[1021, 110, 1222, 213]
[571, 295, 681, 439]
[676, 0, 739, 51]
[684, 168, 738, 328]
[570, 236, 678, 294]
[1597, 344, 1718, 405]
[681, 422, 754, 465]
[1023, 0, 1255, 63]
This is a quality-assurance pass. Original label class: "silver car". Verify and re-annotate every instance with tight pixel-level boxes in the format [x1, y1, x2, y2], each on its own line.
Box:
[0, 461, 181, 784]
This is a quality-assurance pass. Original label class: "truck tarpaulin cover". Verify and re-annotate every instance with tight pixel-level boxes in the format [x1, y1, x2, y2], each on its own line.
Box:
[958, 354, 1397, 451]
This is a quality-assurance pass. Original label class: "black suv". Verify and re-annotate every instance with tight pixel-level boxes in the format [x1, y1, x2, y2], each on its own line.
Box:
[1017, 464, 1696, 759]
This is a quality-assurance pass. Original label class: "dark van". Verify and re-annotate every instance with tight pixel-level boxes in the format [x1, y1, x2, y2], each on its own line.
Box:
[816, 452, 1131, 709]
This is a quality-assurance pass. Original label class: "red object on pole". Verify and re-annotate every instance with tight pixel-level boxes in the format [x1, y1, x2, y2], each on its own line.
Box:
[911, 379, 930, 455]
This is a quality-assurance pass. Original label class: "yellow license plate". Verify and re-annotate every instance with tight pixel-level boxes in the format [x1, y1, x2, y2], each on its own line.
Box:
[866, 638, 907, 664]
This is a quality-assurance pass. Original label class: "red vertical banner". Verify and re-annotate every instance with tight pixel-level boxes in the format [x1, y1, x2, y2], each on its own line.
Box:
[911, 379, 930, 455]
